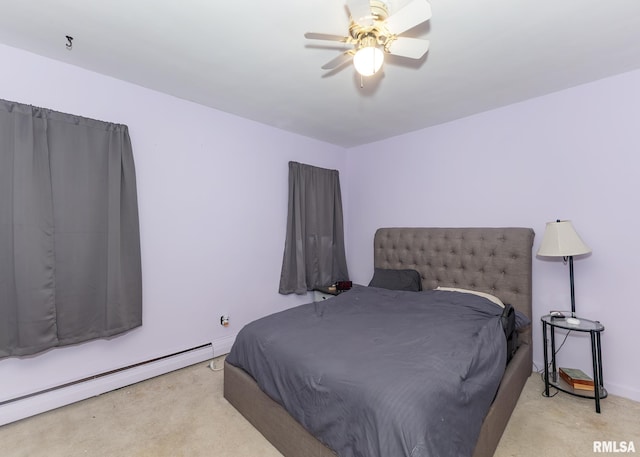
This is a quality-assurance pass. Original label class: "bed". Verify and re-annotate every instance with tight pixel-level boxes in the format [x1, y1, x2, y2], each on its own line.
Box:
[224, 227, 534, 457]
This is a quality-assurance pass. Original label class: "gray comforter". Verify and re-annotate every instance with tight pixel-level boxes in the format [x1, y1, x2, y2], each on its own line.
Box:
[226, 285, 507, 457]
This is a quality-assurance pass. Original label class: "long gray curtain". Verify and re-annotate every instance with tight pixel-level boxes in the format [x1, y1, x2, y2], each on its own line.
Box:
[0, 99, 142, 358]
[279, 161, 349, 294]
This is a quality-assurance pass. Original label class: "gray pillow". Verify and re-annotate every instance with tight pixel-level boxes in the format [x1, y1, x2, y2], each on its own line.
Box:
[368, 268, 422, 292]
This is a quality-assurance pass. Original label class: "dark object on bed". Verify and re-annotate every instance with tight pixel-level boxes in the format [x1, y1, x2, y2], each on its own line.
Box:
[501, 304, 518, 363]
[368, 267, 422, 291]
[224, 227, 534, 457]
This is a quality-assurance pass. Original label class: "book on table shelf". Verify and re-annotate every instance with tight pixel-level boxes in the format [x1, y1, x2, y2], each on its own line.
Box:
[559, 367, 595, 391]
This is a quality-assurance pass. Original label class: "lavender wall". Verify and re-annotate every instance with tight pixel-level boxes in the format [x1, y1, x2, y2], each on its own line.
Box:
[0, 44, 346, 408]
[344, 69, 640, 402]
[1, 38, 638, 422]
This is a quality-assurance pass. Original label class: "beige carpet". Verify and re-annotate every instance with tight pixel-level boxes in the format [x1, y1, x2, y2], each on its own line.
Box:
[1, 357, 638, 457]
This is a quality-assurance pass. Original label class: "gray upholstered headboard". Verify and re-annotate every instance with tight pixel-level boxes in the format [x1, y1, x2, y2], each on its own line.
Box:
[373, 227, 535, 322]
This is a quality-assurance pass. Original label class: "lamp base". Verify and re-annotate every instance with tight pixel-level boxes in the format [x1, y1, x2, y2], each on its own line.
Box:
[566, 317, 581, 325]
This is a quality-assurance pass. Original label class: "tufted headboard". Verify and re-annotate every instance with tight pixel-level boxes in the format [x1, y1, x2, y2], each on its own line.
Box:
[373, 227, 535, 323]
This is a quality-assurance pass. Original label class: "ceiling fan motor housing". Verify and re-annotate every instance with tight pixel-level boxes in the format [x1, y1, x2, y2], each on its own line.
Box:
[348, 1, 393, 48]
[370, 0, 391, 21]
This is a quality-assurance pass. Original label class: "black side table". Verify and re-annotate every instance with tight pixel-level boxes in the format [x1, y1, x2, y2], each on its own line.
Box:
[541, 314, 607, 412]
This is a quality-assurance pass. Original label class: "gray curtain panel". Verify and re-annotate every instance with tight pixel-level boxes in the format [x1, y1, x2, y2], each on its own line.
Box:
[279, 161, 349, 294]
[0, 99, 142, 358]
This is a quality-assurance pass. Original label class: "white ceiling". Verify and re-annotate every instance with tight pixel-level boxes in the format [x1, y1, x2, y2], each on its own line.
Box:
[1, 0, 640, 148]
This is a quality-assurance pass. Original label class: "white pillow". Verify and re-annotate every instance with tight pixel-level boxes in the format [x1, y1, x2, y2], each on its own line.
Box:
[435, 286, 505, 308]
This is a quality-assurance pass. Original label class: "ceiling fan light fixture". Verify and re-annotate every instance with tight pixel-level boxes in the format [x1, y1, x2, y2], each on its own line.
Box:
[353, 45, 384, 76]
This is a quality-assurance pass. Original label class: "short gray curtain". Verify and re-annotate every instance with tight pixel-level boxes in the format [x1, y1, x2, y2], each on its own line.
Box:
[0, 99, 142, 358]
[279, 161, 349, 294]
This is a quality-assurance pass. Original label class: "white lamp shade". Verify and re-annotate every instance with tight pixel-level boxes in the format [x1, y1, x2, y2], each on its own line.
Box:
[353, 46, 384, 76]
[537, 220, 591, 257]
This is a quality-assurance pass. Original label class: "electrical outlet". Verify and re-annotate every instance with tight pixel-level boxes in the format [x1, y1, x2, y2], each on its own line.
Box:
[220, 315, 230, 327]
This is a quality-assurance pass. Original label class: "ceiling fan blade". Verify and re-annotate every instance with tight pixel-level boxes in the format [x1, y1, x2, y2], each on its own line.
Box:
[321, 51, 354, 70]
[305, 32, 349, 42]
[384, 0, 432, 35]
[387, 37, 430, 59]
[346, 0, 374, 26]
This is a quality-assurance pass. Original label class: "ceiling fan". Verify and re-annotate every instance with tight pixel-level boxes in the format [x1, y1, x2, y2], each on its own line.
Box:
[304, 0, 432, 77]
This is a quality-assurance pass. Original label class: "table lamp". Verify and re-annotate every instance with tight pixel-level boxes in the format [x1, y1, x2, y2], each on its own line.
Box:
[537, 220, 591, 325]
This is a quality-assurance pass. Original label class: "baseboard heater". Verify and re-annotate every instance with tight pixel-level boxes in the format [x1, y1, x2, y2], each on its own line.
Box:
[0, 342, 214, 426]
